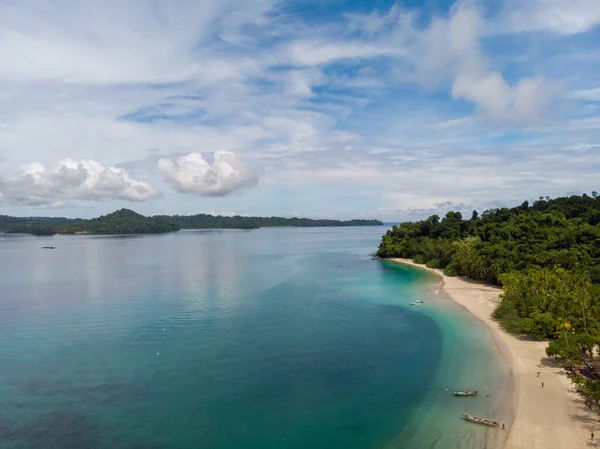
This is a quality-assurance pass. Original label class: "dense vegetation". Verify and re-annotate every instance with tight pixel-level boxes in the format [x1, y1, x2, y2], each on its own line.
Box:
[377, 193, 600, 411]
[160, 214, 382, 230]
[0, 210, 382, 235]
[0, 210, 177, 235]
[378, 194, 600, 284]
[252, 217, 382, 227]
[0, 216, 75, 236]
[59, 209, 179, 234]
[158, 214, 260, 230]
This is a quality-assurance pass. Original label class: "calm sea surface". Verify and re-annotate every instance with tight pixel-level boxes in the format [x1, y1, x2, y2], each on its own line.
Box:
[0, 227, 511, 448]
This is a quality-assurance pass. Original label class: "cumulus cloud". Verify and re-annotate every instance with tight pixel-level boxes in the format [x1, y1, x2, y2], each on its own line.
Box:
[158, 152, 259, 196]
[0, 159, 158, 206]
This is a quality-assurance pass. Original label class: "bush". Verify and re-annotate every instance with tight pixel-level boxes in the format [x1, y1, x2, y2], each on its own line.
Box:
[588, 265, 600, 284]
[443, 263, 458, 276]
[523, 312, 559, 339]
[413, 254, 427, 264]
[492, 299, 527, 335]
[426, 258, 443, 269]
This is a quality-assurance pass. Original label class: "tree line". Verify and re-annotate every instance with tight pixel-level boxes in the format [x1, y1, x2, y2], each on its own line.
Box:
[0, 209, 383, 235]
[377, 193, 600, 412]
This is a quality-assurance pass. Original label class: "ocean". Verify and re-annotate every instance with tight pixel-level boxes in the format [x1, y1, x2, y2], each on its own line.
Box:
[0, 227, 511, 448]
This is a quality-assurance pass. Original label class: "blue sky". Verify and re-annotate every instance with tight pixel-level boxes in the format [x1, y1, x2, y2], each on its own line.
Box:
[0, 0, 599, 220]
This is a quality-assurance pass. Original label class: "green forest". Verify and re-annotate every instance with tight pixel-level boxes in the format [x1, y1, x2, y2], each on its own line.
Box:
[0, 209, 382, 235]
[159, 214, 382, 230]
[377, 193, 600, 411]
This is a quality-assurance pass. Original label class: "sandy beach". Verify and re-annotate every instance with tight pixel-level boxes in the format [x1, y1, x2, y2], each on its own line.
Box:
[391, 258, 598, 449]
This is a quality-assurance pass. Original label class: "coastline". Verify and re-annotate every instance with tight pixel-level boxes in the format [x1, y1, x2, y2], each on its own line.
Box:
[390, 258, 596, 449]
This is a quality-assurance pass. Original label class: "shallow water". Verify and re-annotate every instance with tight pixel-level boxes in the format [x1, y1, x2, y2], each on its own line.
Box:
[0, 228, 511, 448]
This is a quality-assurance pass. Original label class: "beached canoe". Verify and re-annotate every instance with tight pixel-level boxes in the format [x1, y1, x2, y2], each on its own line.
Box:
[454, 390, 478, 396]
[461, 413, 499, 427]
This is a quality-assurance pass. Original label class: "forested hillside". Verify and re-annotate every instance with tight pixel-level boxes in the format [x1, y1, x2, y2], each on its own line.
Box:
[59, 209, 179, 234]
[377, 193, 600, 409]
[377, 194, 600, 284]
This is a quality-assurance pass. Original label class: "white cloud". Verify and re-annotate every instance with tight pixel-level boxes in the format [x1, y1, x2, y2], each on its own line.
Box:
[284, 41, 396, 66]
[285, 69, 324, 97]
[345, 5, 406, 36]
[339, 2, 561, 124]
[496, 0, 600, 35]
[562, 144, 600, 153]
[0, 158, 158, 206]
[268, 135, 600, 219]
[415, 3, 559, 124]
[0, 0, 266, 85]
[571, 87, 600, 102]
[0, 0, 598, 218]
[158, 152, 259, 196]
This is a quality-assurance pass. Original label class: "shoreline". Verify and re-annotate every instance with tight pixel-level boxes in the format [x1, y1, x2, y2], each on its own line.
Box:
[390, 258, 596, 449]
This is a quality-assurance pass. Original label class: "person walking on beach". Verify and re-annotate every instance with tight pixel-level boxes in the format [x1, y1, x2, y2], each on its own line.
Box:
[537, 371, 540, 377]
[541, 382, 544, 388]
[502, 423, 505, 430]
[592, 432, 594, 440]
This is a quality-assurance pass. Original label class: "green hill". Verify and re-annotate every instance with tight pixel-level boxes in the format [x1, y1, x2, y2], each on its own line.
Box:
[58, 209, 179, 234]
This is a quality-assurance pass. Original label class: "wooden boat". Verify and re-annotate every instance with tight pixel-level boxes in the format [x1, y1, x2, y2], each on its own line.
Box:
[461, 413, 499, 427]
[410, 300, 424, 306]
[454, 390, 478, 396]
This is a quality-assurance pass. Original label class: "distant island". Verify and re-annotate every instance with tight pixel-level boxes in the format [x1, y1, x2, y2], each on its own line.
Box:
[0, 209, 383, 236]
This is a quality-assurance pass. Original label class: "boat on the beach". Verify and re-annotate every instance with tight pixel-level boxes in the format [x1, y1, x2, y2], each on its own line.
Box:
[454, 390, 478, 396]
[461, 413, 499, 427]
[410, 300, 424, 306]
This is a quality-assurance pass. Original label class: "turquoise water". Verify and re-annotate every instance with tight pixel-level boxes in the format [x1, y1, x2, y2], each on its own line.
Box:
[0, 228, 511, 448]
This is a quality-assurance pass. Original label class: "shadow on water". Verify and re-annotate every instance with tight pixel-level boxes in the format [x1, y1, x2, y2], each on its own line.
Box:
[178, 229, 254, 235]
[90, 234, 164, 240]
[0, 410, 100, 448]
[15, 376, 146, 406]
[0, 408, 170, 449]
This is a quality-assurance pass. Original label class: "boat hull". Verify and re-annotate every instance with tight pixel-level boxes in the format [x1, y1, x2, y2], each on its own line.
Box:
[461, 413, 499, 427]
[454, 391, 478, 396]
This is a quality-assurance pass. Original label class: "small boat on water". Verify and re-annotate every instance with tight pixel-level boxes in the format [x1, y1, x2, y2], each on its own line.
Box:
[410, 300, 424, 306]
[454, 390, 478, 396]
[461, 413, 499, 427]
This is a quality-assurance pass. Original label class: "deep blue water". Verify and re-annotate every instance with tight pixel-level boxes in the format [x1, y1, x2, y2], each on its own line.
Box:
[0, 227, 509, 448]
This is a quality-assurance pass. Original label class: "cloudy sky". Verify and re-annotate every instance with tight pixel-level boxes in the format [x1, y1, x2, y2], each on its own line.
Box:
[0, 0, 599, 220]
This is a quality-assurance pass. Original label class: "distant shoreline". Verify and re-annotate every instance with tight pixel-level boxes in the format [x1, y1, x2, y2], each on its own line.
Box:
[0, 208, 383, 236]
[389, 258, 594, 449]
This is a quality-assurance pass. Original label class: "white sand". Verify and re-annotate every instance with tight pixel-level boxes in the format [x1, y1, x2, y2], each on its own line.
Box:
[391, 258, 598, 449]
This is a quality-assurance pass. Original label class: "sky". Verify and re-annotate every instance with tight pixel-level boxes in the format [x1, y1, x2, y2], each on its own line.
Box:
[0, 0, 599, 221]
